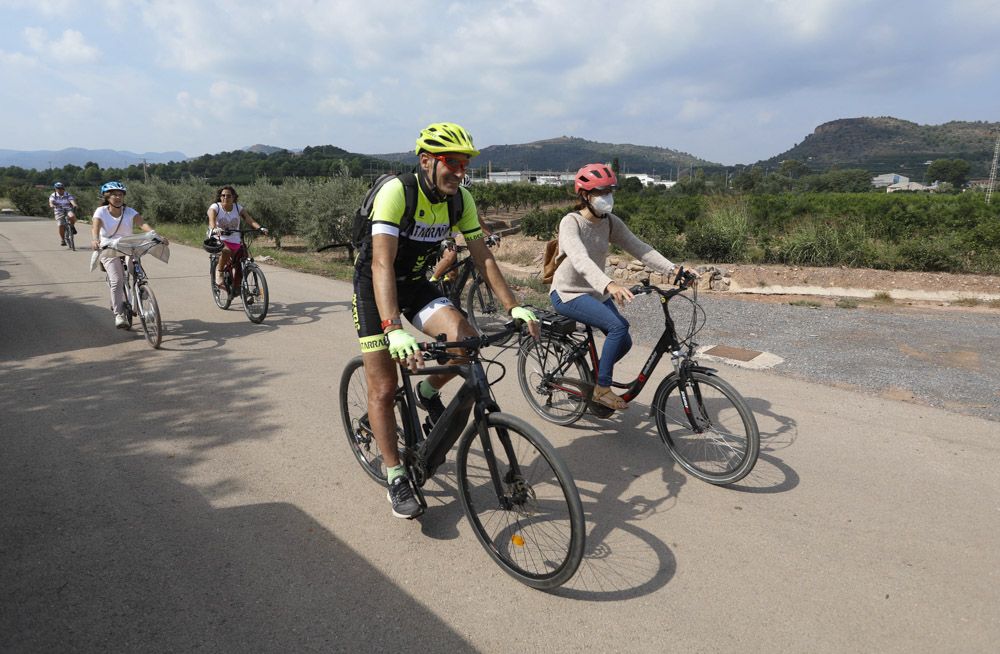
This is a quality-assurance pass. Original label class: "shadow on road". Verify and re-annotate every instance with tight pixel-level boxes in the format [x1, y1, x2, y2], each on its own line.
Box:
[0, 306, 475, 651]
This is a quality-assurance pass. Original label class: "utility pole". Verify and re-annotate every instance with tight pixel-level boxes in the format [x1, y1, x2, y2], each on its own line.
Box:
[986, 129, 999, 205]
[143, 158, 149, 183]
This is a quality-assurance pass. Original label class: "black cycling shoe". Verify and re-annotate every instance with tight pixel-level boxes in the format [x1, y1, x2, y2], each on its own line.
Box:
[387, 475, 423, 519]
[417, 390, 446, 425]
[60, 240, 66, 246]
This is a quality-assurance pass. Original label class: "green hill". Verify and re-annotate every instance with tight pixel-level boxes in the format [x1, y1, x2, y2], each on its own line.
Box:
[764, 117, 999, 177]
[374, 136, 718, 176]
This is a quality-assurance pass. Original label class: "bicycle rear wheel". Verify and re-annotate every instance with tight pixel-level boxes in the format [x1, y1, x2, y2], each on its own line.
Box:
[241, 263, 269, 323]
[516, 335, 591, 425]
[136, 284, 162, 349]
[466, 278, 513, 345]
[339, 356, 408, 484]
[210, 255, 232, 309]
[652, 370, 759, 485]
[457, 412, 585, 590]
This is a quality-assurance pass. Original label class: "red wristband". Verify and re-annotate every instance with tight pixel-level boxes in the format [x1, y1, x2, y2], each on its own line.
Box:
[381, 318, 401, 332]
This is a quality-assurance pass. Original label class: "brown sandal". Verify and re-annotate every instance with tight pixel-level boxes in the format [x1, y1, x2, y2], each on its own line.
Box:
[592, 386, 628, 411]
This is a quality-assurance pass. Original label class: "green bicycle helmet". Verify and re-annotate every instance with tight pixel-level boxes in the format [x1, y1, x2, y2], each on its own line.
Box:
[415, 122, 480, 156]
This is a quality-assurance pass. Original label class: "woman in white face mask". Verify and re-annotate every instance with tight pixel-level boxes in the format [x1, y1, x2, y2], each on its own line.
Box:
[548, 163, 697, 411]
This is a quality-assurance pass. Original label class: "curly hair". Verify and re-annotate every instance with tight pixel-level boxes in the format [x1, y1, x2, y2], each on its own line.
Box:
[215, 185, 239, 203]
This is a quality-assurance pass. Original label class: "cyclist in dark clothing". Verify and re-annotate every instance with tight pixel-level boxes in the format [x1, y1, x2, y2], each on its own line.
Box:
[352, 122, 539, 519]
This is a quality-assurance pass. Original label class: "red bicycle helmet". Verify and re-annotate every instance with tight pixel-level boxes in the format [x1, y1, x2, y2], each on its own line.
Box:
[574, 163, 618, 194]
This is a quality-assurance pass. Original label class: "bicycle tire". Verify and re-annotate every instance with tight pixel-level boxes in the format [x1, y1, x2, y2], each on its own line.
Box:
[241, 263, 269, 323]
[65, 225, 75, 251]
[339, 356, 408, 484]
[516, 334, 592, 425]
[652, 370, 760, 485]
[136, 284, 162, 349]
[210, 255, 232, 309]
[456, 412, 585, 590]
[466, 278, 513, 345]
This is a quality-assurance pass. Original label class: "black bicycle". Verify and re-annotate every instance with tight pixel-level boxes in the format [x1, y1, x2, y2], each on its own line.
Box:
[100, 237, 164, 349]
[339, 323, 585, 590]
[516, 270, 760, 485]
[209, 228, 269, 323]
[431, 233, 511, 343]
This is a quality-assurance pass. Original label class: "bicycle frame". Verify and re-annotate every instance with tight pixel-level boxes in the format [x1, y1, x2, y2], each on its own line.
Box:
[397, 346, 505, 487]
[531, 280, 709, 404]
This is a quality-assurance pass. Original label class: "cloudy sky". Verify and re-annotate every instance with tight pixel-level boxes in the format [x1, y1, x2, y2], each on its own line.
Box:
[1, 0, 998, 165]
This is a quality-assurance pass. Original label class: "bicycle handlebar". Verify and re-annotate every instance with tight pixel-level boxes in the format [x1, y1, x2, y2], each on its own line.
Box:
[628, 267, 698, 297]
[419, 320, 521, 361]
[218, 227, 265, 235]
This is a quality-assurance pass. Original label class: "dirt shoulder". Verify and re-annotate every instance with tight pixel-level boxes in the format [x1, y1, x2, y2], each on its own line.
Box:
[489, 232, 1000, 313]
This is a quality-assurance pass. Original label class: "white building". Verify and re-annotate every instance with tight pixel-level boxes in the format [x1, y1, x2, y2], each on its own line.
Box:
[872, 173, 909, 188]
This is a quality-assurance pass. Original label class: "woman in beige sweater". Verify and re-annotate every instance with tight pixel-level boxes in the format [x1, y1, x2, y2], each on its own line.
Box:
[550, 163, 695, 411]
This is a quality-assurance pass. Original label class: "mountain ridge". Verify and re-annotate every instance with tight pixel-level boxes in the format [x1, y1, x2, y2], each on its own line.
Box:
[0, 147, 187, 170]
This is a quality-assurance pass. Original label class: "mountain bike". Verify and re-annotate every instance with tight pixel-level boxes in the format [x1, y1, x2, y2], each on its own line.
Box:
[209, 228, 269, 323]
[431, 233, 511, 344]
[55, 208, 76, 251]
[516, 270, 760, 485]
[339, 322, 585, 590]
[101, 237, 164, 349]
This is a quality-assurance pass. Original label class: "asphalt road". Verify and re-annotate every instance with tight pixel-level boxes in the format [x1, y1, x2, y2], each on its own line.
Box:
[2, 215, 998, 653]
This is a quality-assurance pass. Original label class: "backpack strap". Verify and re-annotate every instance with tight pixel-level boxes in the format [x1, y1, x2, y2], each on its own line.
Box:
[396, 172, 419, 235]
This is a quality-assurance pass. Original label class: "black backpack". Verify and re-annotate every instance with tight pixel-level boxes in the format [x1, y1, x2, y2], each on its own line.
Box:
[351, 172, 465, 253]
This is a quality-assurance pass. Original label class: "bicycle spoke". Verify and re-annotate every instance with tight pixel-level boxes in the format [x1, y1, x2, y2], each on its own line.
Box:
[654, 372, 759, 484]
[458, 414, 584, 589]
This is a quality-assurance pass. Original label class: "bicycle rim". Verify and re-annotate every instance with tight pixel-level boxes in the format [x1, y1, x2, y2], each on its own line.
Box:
[66, 229, 75, 251]
[241, 264, 269, 323]
[457, 413, 585, 590]
[653, 371, 759, 485]
[210, 256, 232, 309]
[137, 284, 162, 349]
[467, 279, 513, 345]
[339, 356, 408, 485]
[517, 336, 590, 425]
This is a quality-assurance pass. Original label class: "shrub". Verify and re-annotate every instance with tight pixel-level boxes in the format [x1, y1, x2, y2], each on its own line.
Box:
[685, 198, 751, 262]
[520, 206, 571, 239]
[289, 175, 368, 250]
[8, 186, 48, 216]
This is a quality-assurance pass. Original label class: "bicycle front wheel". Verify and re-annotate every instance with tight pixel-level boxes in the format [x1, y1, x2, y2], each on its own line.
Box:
[652, 370, 759, 485]
[65, 225, 75, 251]
[136, 284, 162, 349]
[241, 263, 269, 323]
[516, 335, 591, 425]
[457, 412, 585, 590]
[210, 255, 232, 309]
[466, 278, 513, 345]
[339, 356, 408, 484]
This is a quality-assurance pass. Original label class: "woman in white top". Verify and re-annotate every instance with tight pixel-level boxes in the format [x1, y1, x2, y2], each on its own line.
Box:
[207, 185, 266, 288]
[90, 181, 167, 329]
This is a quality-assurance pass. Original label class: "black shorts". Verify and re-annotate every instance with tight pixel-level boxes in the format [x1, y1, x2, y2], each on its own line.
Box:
[352, 272, 455, 353]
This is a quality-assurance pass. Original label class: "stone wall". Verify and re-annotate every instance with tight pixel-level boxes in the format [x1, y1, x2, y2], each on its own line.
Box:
[605, 256, 732, 291]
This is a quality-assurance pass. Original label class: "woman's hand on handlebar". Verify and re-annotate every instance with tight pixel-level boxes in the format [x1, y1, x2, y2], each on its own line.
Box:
[606, 281, 634, 306]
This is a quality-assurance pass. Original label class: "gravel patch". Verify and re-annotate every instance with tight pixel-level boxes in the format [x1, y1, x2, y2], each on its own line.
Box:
[619, 292, 1000, 422]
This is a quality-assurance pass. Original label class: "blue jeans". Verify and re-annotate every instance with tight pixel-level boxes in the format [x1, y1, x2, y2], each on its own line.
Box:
[550, 291, 631, 387]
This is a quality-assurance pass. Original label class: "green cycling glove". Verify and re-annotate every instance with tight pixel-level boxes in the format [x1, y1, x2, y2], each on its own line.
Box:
[509, 306, 538, 325]
[386, 328, 420, 361]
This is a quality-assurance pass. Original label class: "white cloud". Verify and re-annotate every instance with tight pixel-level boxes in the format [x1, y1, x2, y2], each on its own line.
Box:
[210, 81, 258, 109]
[23, 27, 99, 64]
[317, 91, 377, 116]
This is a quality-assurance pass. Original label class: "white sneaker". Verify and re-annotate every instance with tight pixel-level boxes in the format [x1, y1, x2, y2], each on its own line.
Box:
[115, 313, 128, 329]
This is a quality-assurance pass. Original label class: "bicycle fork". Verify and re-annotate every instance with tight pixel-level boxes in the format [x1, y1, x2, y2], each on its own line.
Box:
[671, 355, 709, 433]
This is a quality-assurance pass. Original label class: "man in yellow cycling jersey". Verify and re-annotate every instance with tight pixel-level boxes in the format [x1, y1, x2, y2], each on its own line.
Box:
[352, 121, 539, 519]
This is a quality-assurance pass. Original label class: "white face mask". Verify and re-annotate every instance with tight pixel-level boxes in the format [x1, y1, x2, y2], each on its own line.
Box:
[589, 193, 614, 216]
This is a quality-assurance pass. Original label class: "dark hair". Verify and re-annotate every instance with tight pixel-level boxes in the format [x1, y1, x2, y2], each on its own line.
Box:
[215, 185, 238, 203]
[574, 191, 590, 211]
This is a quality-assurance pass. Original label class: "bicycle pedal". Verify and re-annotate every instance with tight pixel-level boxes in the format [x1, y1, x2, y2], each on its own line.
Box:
[422, 417, 434, 437]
